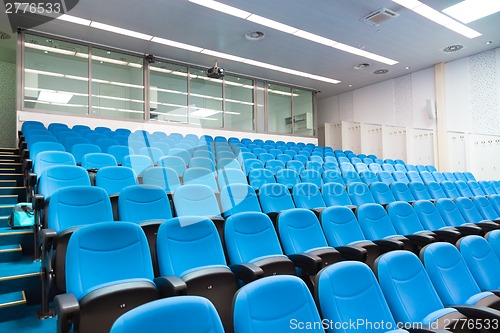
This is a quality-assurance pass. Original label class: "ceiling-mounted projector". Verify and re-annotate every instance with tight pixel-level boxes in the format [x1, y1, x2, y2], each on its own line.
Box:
[206, 62, 225, 79]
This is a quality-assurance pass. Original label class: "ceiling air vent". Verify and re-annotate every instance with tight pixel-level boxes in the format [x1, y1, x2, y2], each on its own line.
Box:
[362, 8, 399, 26]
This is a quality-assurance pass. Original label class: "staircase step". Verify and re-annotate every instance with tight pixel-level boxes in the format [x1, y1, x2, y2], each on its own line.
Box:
[0, 164, 22, 173]
[0, 216, 9, 229]
[0, 227, 34, 255]
[0, 188, 26, 202]
[0, 180, 17, 187]
[0, 196, 18, 206]
[0, 244, 22, 262]
[0, 291, 27, 322]
[0, 205, 14, 217]
[0, 260, 41, 305]
[0, 156, 19, 163]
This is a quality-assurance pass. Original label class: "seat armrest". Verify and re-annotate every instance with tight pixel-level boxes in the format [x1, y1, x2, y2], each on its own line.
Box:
[335, 245, 367, 262]
[154, 276, 187, 298]
[373, 239, 405, 252]
[33, 194, 45, 212]
[311, 208, 324, 219]
[406, 233, 436, 247]
[265, 212, 280, 226]
[453, 305, 500, 320]
[288, 253, 322, 275]
[456, 225, 483, 236]
[433, 229, 462, 244]
[27, 172, 37, 189]
[23, 158, 32, 174]
[40, 228, 57, 253]
[54, 293, 80, 333]
[476, 221, 500, 233]
[229, 264, 264, 284]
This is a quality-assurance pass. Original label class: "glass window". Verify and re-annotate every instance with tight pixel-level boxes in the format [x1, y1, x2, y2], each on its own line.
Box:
[24, 34, 89, 114]
[268, 83, 292, 134]
[293, 88, 314, 136]
[150, 61, 188, 124]
[224, 75, 254, 131]
[91, 48, 144, 119]
[189, 67, 223, 128]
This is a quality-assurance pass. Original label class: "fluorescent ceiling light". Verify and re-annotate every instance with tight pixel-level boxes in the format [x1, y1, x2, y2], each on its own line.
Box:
[151, 37, 204, 52]
[92, 55, 128, 66]
[442, 0, 500, 23]
[90, 22, 153, 40]
[188, 0, 398, 65]
[243, 59, 281, 71]
[190, 108, 223, 118]
[25, 68, 64, 77]
[392, 0, 482, 38]
[57, 14, 91, 26]
[201, 49, 247, 62]
[38, 91, 73, 104]
[25, 43, 76, 56]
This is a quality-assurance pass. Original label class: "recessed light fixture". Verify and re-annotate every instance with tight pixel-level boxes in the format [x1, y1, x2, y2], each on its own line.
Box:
[442, 0, 500, 24]
[353, 63, 370, 70]
[392, 0, 481, 38]
[486, 41, 493, 45]
[405, 66, 411, 70]
[244, 31, 265, 41]
[443, 44, 463, 52]
[374, 69, 389, 74]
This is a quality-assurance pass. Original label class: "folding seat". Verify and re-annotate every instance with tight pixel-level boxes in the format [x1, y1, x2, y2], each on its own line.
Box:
[369, 181, 397, 205]
[363, 157, 374, 164]
[168, 148, 191, 165]
[258, 183, 295, 221]
[390, 182, 415, 202]
[419, 171, 435, 185]
[406, 170, 423, 183]
[156, 217, 238, 331]
[337, 156, 349, 164]
[321, 182, 353, 207]
[416, 164, 427, 173]
[253, 138, 264, 146]
[27, 132, 56, 148]
[490, 180, 500, 194]
[440, 180, 461, 199]
[286, 160, 304, 174]
[107, 145, 133, 165]
[192, 149, 214, 161]
[112, 134, 129, 146]
[305, 161, 323, 173]
[138, 147, 164, 165]
[225, 212, 295, 279]
[93, 126, 112, 135]
[431, 171, 446, 183]
[283, 149, 296, 158]
[367, 153, 377, 160]
[151, 131, 167, 141]
[173, 184, 223, 223]
[454, 171, 467, 182]
[142, 166, 181, 193]
[257, 152, 274, 165]
[317, 261, 411, 333]
[220, 184, 261, 218]
[96, 166, 138, 196]
[377, 170, 394, 185]
[309, 155, 323, 164]
[240, 138, 252, 146]
[436, 198, 488, 235]
[426, 181, 447, 200]
[216, 150, 236, 161]
[292, 183, 326, 211]
[188, 156, 216, 173]
[57, 131, 82, 145]
[96, 138, 119, 154]
[455, 180, 474, 198]
[29, 141, 65, 162]
[412, 200, 465, 241]
[233, 275, 324, 333]
[342, 170, 362, 185]
[382, 163, 395, 172]
[421, 242, 500, 311]
[122, 155, 153, 176]
[86, 132, 108, 145]
[276, 153, 292, 164]
[275, 169, 300, 189]
[40, 186, 114, 317]
[22, 120, 45, 133]
[183, 167, 219, 193]
[70, 143, 101, 165]
[359, 170, 378, 185]
[268, 148, 281, 158]
[354, 162, 368, 173]
[394, 163, 407, 172]
[487, 229, 500, 260]
[243, 158, 264, 175]
[478, 180, 497, 196]
[299, 169, 323, 187]
[81, 153, 117, 171]
[217, 168, 247, 190]
[168, 133, 183, 142]
[458, 235, 500, 294]
[350, 157, 362, 165]
[322, 161, 339, 172]
[293, 154, 308, 166]
[442, 171, 457, 181]
[60, 133, 89, 152]
[217, 158, 241, 171]
[464, 171, 476, 182]
[33, 151, 76, 177]
[455, 197, 500, 232]
[114, 128, 131, 136]
[176, 141, 194, 151]
[408, 181, 432, 200]
[467, 180, 486, 196]
[158, 156, 186, 177]
[347, 182, 376, 206]
[384, 158, 395, 165]
[324, 155, 337, 164]
[248, 168, 276, 191]
[392, 170, 409, 184]
[252, 147, 266, 156]
[339, 162, 354, 173]
[47, 123, 68, 134]
[376, 251, 470, 330]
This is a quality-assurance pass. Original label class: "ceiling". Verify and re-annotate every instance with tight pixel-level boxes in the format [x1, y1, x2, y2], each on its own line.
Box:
[1, 0, 499, 99]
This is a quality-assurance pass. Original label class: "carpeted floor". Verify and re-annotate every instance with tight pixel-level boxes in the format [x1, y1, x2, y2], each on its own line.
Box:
[0, 306, 56, 333]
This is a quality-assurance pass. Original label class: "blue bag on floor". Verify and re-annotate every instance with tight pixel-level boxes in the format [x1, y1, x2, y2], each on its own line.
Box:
[8, 203, 35, 229]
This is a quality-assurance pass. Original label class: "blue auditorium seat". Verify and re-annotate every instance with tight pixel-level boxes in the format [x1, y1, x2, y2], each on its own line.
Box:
[33, 151, 76, 176]
[30, 141, 65, 162]
[473, 196, 500, 222]
[292, 183, 326, 210]
[275, 169, 300, 189]
[265, 159, 285, 175]
[464, 171, 476, 182]
[183, 167, 219, 192]
[96, 166, 138, 196]
[300, 169, 323, 187]
[419, 171, 435, 185]
[467, 180, 486, 196]
[369, 182, 397, 205]
[107, 145, 133, 165]
[158, 156, 187, 177]
[322, 170, 344, 185]
[394, 163, 407, 172]
[377, 171, 394, 185]
[122, 154, 154, 176]
[359, 170, 378, 185]
[368, 162, 383, 173]
[386, 201, 436, 246]
[233, 275, 324, 333]
[435, 198, 485, 235]
[347, 182, 376, 206]
[442, 171, 456, 182]
[479, 180, 497, 196]
[317, 261, 410, 333]
[406, 171, 423, 183]
[81, 153, 117, 170]
[96, 138, 119, 154]
[217, 168, 247, 190]
[286, 160, 305, 174]
[431, 171, 446, 183]
[321, 182, 352, 207]
[426, 165, 437, 172]
[220, 184, 261, 218]
[138, 147, 164, 165]
[392, 170, 409, 184]
[416, 164, 427, 173]
[455, 197, 499, 232]
[382, 163, 395, 172]
[276, 153, 292, 164]
[156, 217, 238, 331]
[390, 182, 415, 202]
[354, 162, 369, 173]
[486, 230, 500, 268]
[376, 250, 468, 329]
[440, 180, 461, 199]
[173, 184, 221, 218]
[168, 148, 191, 165]
[248, 168, 276, 191]
[110, 296, 224, 333]
[454, 171, 467, 182]
[455, 180, 474, 198]
[243, 158, 264, 175]
[258, 183, 295, 220]
[55, 222, 159, 333]
[70, 143, 101, 165]
[425, 181, 447, 200]
[413, 200, 465, 241]
[150, 142, 171, 155]
[217, 157, 241, 171]
[189, 156, 216, 173]
[342, 170, 362, 185]
[142, 166, 180, 193]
